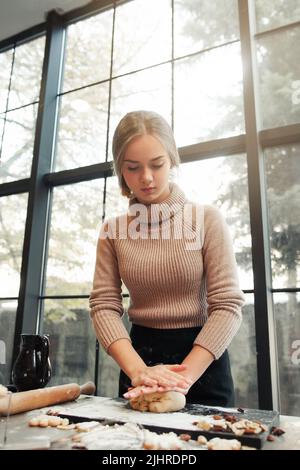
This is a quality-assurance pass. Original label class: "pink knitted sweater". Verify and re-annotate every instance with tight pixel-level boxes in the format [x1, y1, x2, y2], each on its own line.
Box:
[89, 183, 244, 359]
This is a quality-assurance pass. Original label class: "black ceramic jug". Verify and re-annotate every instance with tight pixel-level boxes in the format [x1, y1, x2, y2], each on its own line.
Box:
[12, 334, 52, 391]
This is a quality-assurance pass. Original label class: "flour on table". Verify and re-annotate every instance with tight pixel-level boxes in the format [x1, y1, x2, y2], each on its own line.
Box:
[61, 397, 200, 431]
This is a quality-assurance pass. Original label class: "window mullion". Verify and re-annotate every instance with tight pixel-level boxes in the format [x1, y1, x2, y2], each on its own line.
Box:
[238, 0, 280, 410]
[12, 11, 65, 368]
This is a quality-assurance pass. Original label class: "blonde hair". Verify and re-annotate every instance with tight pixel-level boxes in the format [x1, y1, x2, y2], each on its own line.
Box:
[112, 110, 180, 198]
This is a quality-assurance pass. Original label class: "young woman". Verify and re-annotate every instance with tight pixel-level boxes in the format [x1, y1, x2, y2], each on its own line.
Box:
[89, 110, 245, 406]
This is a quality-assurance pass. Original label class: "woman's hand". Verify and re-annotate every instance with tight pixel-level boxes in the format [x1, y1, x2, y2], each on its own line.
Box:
[131, 364, 192, 388]
[123, 381, 191, 399]
[128, 364, 192, 395]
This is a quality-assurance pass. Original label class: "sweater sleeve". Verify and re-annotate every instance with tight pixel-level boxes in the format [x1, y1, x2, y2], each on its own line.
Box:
[89, 219, 131, 351]
[193, 206, 245, 359]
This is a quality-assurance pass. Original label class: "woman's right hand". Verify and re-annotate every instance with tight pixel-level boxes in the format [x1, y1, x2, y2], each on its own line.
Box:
[130, 364, 192, 390]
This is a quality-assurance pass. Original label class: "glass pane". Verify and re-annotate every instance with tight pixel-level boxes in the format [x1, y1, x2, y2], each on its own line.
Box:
[97, 296, 131, 397]
[174, 42, 244, 147]
[0, 49, 13, 113]
[109, 63, 172, 154]
[174, 0, 239, 58]
[255, 0, 300, 33]
[257, 25, 300, 129]
[229, 294, 258, 408]
[178, 155, 253, 289]
[55, 83, 109, 171]
[63, 10, 113, 92]
[113, 0, 171, 76]
[45, 179, 104, 295]
[274, 292, 300, 416]
[265, 144, 300, 288]
[0, 300, 18, 385]
[0, 105, 38, 183]
[104, 176, 130, 299]
[0, 194, 28, 297]
[7, 36, 45, 110]
[43, 299, 95, 386]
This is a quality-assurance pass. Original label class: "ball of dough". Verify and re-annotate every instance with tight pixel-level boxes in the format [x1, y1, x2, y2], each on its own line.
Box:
[130, 391, 186, 413]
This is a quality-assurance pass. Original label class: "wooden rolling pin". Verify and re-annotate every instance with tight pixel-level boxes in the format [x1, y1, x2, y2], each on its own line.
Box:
[0, 381, 95, 416]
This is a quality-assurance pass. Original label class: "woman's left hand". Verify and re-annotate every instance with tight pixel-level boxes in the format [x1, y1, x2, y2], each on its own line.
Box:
[123, 382, 191, 400]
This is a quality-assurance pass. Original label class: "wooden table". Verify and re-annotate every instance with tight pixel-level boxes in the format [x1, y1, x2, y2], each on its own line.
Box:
[1, 396, 300, 450]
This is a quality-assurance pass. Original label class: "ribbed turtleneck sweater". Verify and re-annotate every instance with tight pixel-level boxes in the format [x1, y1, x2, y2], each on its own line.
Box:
[89, 183, 245, 360]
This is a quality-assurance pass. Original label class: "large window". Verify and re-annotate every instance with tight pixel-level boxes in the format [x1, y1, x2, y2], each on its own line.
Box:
[0, 0, 299, 414]
[264, 143, 300, 414]
[178, 155, 256, 407]
[254, 0, 300, 414]
[0, 35, 44, 384]
[50, 0, 248, 398]
[0, 37, 45, 183]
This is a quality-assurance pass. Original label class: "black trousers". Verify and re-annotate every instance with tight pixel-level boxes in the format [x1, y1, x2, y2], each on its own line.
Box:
[119, 324, 235, 407]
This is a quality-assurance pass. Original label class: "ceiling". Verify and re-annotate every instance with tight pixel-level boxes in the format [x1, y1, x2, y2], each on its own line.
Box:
[0, 0, 92, 42]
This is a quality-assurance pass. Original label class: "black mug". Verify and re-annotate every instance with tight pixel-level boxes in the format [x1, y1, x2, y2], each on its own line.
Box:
[12, 334, 52, 391]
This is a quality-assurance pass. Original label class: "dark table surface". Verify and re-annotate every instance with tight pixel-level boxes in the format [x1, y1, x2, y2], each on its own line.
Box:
[0, 395, 299, 450]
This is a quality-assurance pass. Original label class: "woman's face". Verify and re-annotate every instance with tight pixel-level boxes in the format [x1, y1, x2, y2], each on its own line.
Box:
[122, 134, 172, 204]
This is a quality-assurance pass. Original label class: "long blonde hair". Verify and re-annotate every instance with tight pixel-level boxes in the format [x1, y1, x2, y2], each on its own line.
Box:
[112, 110, 180, 198]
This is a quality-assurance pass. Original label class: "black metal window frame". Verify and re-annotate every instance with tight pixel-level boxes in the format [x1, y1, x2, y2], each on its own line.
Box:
[0, 0, 299, 409]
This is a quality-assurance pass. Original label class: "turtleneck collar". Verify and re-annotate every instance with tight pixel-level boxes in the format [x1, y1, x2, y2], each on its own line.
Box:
[128, 182, 186, 226]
